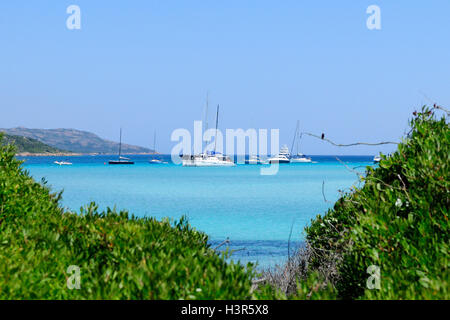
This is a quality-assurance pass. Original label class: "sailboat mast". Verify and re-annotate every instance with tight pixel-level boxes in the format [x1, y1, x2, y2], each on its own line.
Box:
[290, 120, 299, 155]
[214, 104, 219, 154]
[153, 130, 156, 153]
[203, 92, 209, 153]
[119, 128, 122, 158]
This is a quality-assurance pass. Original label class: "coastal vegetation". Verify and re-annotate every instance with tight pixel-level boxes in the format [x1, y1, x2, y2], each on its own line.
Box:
[1, 134, 69, 154]
[263, 106, 449, 299]
[0, 105, 448, 299]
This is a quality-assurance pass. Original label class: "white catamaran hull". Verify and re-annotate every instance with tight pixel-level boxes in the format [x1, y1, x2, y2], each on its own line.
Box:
[182, 158, 236, 167]
[290, 158, 312, 163]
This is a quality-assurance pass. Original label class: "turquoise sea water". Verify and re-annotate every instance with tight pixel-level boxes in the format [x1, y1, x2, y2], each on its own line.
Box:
[21, 155, 373, 269]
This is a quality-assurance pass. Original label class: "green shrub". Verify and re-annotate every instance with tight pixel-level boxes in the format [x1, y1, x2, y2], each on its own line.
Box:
[0, 138, 268, 299]
[1, 134, 67, 154]
[304, 106, 449, 299]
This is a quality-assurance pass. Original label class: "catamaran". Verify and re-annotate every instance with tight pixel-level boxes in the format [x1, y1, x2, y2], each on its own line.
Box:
[182, 103, 235, 167]
[290, 120, 312, 163]
[182, 152, 235, 167]
[109, 128, 134, 165]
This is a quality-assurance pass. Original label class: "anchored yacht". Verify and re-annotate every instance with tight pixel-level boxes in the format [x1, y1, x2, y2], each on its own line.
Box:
[289, 120, 312, 163]
[182, 152, 235, 167]
[149, 131, 165, 164]
[246, 155, 267, 165]
[182, 104, 235, 167]
[290, 153, 312, 163]
[109, 128, 134, 165]
[268, 145, 291, 164]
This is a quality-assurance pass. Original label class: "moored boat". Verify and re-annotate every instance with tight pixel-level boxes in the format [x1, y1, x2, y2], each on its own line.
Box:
[54, 161, 72, 165]
[182, 152, 235, 167]
[290, 153, 312, 163]
[268, 145, 291, 164]
[289, 120, 312, 163]
[246, 155, 267, 164]
[182, 104, 235, 167]
[109, 129, 135, 165]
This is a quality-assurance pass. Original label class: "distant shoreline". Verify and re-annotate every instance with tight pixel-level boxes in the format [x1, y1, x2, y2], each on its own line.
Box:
[16, 152, 159, 157]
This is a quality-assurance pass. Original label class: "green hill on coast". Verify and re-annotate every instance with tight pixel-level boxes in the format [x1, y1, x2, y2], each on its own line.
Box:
[0, 127, 154, 154]
[1, 134, 70, 154]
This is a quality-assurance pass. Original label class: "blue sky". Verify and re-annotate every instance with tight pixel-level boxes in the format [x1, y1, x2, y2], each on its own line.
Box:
[1, 1, 449, 154]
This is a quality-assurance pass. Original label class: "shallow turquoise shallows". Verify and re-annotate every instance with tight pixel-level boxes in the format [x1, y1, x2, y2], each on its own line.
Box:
[21, 155, 372, 269]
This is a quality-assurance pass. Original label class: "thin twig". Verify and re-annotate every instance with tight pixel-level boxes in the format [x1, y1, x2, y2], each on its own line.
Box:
[419, 92, 450, 115]
[397, 173, 412, 203]
[335, 156, 364, 179]
[302, 132, 398, 147]
[213, 237, 230, 251]
[322, 180, 331, 203]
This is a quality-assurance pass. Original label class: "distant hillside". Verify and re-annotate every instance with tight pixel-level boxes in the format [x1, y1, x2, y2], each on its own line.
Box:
[1, 134, 69, 154]
[0, 128, 154, 154]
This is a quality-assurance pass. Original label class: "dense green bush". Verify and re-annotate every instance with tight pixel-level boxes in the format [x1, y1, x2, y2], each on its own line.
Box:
[0, 138, 267, 299]
[304, 107, 449, 299]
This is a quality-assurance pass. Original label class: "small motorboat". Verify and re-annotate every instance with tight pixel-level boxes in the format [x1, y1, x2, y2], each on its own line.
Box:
[246, 155, 267, 164]
[149, 158, 163, 164]
[268, 145, 291, 164]
[373, 155, 381, 163]
[54, 161, 72, 166]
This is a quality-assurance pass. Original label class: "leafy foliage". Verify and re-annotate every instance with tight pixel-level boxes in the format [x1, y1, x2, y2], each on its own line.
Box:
[1, 134, 68, 154]
[303, 107, 449, 299]
[0, 136, 269, 299]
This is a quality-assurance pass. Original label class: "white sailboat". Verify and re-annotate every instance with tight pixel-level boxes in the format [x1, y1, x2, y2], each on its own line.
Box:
[182, 104, 235, 167]
[290, 120, 312, 163]
[149, 130, 163, 164]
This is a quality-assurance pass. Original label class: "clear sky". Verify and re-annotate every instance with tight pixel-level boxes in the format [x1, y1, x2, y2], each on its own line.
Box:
[1, 1, 449, 154]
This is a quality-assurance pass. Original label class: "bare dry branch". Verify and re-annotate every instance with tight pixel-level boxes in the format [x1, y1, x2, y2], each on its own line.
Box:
[302, 132, 398, 147]
[213, 237, 230, 251]
[322, 181, 331, 203]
